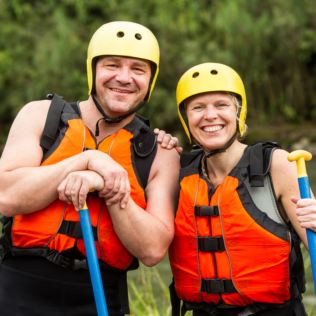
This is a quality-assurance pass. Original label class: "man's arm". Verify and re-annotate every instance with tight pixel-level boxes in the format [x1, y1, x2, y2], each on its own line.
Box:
[107, 145, 180, 266]
[0, 100, 130, 216]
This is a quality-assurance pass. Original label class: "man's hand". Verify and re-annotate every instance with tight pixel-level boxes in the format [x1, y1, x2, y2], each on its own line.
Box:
[86, 150, 131, 208]
[154, 128, 183, 154]
[58, 170, 104, 210]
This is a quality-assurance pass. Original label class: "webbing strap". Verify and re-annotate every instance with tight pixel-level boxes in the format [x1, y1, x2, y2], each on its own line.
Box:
[198, 236, 225, 252]
[249, 143, 264, 187]
[201, 278, 237, 294]
[58, 220, 98, 240]
[169, 280, 181, 316]
[131, 116, 157, 189]
[40, 94, 66, 152]
[10, 246, 87, 269]
[194, 205, 219, 217]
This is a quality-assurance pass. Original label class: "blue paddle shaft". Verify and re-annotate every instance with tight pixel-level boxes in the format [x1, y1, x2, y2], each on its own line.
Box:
[298, 176, 316, 292]
[79, 208, 108, 316]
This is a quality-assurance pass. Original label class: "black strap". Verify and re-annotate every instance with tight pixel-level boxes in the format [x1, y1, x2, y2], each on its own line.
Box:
[289, 225, 306, 296]
[169, 279, 181, 316]
[180, 146, 203, 168]
[117, 273, 130, 315]
[198, 236, 225, 252]
[92, 94, 145, 125]
[40, 94, 66, 153]
[9, 246, 83, 269]
[248, 142, 281, 187]
[0, 216, 13, 263]
[132, 117, 157, 189]
[195, 206, 219, 217]
[249, 143, 264, 187]
[201, 279, 237, 294]
[58, 220, 98, 240]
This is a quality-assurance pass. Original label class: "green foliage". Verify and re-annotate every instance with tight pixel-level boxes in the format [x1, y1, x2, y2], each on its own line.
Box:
[129, 249, 316, 316]
[128, 264, 172, 316]
[1, 0, 316, 150]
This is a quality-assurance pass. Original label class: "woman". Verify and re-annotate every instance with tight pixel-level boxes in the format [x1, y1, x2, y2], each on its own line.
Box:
[169, 62, 308, 316]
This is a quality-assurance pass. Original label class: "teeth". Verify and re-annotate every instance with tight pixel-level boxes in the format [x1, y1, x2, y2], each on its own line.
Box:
[111, 88, 130, 93]
[203, 125, 223, 132]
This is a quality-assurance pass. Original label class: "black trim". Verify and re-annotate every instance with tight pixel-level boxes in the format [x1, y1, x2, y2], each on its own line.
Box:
[237, 182, 290, 241]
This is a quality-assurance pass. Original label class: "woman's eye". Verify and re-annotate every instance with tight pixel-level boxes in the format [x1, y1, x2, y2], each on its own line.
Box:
[192, 105, 203, 111]
[217, 103, 229, 108]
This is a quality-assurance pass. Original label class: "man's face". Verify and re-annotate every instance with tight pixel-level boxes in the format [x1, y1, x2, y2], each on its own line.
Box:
[94, 56, 151, 117]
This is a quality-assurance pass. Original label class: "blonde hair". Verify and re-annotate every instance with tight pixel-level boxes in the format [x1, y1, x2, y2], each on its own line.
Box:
[230, 94, 248, 139]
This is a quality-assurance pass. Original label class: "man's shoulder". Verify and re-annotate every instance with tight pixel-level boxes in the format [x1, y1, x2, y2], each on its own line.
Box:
[154, 145, 180, 166]
[21, 99, 51, 114]
[13, 99, 51, 126]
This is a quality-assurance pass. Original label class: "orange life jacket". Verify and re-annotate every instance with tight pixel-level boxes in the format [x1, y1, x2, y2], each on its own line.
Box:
[169, 143, 305, 308]
[6, 97, 156, 271]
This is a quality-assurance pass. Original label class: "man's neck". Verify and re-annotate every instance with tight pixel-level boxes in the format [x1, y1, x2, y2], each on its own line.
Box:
[79, 98, 136, 139]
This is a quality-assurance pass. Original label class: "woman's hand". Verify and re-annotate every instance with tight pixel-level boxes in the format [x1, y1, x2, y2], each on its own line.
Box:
[292, 197, 316, 231]
[154, 128, 183, 154]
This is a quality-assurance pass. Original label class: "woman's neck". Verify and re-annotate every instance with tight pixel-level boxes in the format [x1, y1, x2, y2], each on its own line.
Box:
[204, 141, 247, 187]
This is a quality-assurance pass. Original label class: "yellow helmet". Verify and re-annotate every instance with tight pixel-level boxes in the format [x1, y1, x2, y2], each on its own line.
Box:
[176, 63, 247, 142]
[86, 21, 160, 100]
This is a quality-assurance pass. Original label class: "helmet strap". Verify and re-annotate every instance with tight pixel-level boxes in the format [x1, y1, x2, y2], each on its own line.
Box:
[92, 94, 145, 136]
[204, 131, 238, 158]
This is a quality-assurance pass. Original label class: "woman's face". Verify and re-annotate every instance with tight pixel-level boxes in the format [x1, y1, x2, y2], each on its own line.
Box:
[186, 92, 238, 151]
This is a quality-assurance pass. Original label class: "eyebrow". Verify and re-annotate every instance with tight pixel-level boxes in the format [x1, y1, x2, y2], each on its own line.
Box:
[102, 56, 149, 68]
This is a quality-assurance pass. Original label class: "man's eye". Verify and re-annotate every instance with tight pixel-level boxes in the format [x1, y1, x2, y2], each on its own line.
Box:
[105, 64, 118, 68]
[133, 67, 146, 74]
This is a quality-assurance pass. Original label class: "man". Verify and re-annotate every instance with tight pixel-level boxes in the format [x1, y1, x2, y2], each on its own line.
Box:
[0, 21, 179, 316]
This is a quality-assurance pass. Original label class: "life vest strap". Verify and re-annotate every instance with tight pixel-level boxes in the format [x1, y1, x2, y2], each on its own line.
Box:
[40, 94, 66, 153]
[9, 246, 83, 269]
[198, 236, 225, 252]
[201, 278, 237, 294]
[194, 205, 219, 217]
[58, 220, 97, 240]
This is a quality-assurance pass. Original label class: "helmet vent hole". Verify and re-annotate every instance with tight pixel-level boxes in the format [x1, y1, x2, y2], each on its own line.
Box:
[210, 70, 218, 75]
[117, 31, 125, 38]
[135, 33, 142, 40]
[192, 72, 199, 78]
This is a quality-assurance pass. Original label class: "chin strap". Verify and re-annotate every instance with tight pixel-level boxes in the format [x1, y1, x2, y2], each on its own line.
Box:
[204, 131, 238, 158]
[92, 94, 145, 136]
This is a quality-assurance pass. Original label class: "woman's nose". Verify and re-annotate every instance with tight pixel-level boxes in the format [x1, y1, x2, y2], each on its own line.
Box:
[204, 105, 218, 120]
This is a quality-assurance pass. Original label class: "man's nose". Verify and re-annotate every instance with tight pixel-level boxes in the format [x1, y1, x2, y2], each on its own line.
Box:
[116, 67, 132, 83]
